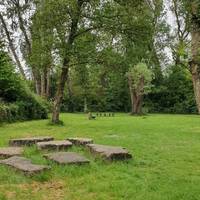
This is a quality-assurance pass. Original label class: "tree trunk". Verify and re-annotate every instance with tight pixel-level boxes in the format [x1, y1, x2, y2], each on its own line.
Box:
[0, 13, 26, 78]
[51, 0, 84, 123]
[46, 68, 50, 98]
[84, 97, 88, 113]
[15, 4, 42, 94]
[52, 58, 69, 123]
[41, 71, 45, 97]
[128, 76, 144, 115]
[191, 64, 200, 113]
[35, 77, 41, 96]
[131, 93, 143, 115]
[66, 72, 74, 112]
[190, 1, 200, 114]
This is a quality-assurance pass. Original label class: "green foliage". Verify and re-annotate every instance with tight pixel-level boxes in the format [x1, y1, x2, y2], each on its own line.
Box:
[127, 63, 154, 95]
[0, 45, 48, 123]
[147, 65, 197, 113]
[0, 96, 48, 123]
[0, 47, 24, 102]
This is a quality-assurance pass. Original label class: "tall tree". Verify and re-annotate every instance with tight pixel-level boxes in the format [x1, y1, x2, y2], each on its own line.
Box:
[0, 12, 25, 78]
[189, 0, 200, 114]
[126, 63, 154, 115]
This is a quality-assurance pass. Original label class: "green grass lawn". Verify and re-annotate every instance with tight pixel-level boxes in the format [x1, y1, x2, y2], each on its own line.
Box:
[0, 113, 200, 200]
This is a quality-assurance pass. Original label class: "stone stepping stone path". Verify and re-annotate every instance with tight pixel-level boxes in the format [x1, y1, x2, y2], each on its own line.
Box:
[87, 144, 132, 160]
[37, 140, 72, 151]
[0, 136, 133, 176]
[44, 152, 90, 165]
[0, 147, 23, 158]
[67, 137, 93, 146]
[0, 156, 49, 174]
[9, 136, 54, 147]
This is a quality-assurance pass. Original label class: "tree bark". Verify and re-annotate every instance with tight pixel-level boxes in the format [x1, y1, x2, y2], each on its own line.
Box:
[191, 64, 200, 113]
[40, 67, 50, 98]
[46, 68, 50, 98]
[52, 58, 69, 123]
[190, 1, 200, 114]
[66, 72, 74, 112]
[41, 71, 45, 97]
[128, 76, 144, 115]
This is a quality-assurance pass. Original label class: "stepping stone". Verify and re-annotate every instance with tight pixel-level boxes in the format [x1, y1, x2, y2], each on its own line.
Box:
[44, 152, 90, 165]
[0, 147, 23, 159]
[0, 156, 49, 174]
[67, 138, 93, 146]
[37, 140, 72, 151]
[9, 136, 54, 147]
[87, 144, 132, 160]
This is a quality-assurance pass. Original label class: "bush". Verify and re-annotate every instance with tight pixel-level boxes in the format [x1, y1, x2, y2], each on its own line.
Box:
[0, 103, 18, 123]
[146, 65, 197, 114]
[0, 97, 48, 123]
[16, 95, 48, 120]
[0, 44, 48, 123]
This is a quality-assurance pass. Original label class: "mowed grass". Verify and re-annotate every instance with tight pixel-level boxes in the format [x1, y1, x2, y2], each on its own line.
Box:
[0, 113, 200, 200]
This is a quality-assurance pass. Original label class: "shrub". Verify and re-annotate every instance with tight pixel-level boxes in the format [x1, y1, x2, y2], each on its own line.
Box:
[0, 98, 48, 123]
[0, 44, 48, 123]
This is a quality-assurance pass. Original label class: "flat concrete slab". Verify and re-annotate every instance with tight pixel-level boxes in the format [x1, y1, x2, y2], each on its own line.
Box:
[44, 152, 90, 165]
[87, 144, 132, 160]
[0, 147, 23, 158]
[0, 156, 49, 174]
[9, 136, 54, 147]
[37, 140, 72, 151]
[67, 138, 93, 146]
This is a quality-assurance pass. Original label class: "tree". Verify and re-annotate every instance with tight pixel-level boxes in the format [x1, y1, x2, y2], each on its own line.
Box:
[189, 0, 200, 114]
[39, 0, 125, 123]
[0, 13, 26, 78]
[126, 63, 154, 115]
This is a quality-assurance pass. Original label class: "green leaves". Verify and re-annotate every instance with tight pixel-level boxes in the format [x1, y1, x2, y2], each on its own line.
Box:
[126, 63, 154, 95]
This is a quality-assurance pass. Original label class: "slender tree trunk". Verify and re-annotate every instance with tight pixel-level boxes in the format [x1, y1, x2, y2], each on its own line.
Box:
[0, 13, 26, 78]
[41, 71, 45, 97]
[16, 5, 42, 94]
[190, 1, 200, 114]
[35, 78, 41, 95]
[17, 10, 31, 54]
[84, 97, 88, 113]
[52, 58, 69, 123]
[46, 68, 50, 98]
[130, 88, 135, 115]
[39, 67, 51, 98]
[66, 72, 74, 112]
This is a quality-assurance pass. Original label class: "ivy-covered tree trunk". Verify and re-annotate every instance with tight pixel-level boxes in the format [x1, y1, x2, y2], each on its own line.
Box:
[190, 1, 200, 114]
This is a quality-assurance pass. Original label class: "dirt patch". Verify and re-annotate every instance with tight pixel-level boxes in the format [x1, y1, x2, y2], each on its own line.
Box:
[0, 180, 66, 200]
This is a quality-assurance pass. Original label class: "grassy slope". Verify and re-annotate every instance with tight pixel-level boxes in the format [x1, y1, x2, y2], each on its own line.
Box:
[0, 113, 200, 200]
